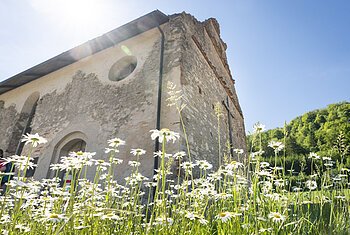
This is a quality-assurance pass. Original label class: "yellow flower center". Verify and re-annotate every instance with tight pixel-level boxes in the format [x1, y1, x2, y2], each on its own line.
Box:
[219, 212, 227, 217]
[50, 214, 59, 219]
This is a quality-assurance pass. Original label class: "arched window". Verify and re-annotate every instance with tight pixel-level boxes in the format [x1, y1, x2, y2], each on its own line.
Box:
[47, 132, 87, 186]
[58, 139, 86, 157]
[57, 139, 86, 186]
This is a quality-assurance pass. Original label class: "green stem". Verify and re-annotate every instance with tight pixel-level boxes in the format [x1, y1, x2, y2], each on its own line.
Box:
[161, 136, 166, 214]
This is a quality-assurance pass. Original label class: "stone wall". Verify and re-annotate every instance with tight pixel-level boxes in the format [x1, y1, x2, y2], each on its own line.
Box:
[169, 13, 246, 168]
[0, 101, 20, 154]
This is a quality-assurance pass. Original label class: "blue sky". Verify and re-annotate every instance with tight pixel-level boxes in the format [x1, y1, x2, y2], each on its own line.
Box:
[1, 0, 349, 132]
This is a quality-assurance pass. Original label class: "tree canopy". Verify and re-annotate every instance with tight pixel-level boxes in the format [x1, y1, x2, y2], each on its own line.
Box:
[248, 101, 350, 160]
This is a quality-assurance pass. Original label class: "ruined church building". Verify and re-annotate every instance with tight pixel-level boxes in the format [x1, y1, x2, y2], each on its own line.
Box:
[0, 10, 246, 182]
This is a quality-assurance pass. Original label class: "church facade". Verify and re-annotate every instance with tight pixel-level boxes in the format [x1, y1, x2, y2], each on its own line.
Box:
[0, 10, 246, 182]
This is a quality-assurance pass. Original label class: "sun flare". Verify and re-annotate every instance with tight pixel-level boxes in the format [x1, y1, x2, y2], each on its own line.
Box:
[30, 0, 108, 30]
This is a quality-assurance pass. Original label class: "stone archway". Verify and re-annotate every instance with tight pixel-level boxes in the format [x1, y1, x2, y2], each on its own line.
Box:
[47, 132, 87, 180]
[56, 138, 86, 186]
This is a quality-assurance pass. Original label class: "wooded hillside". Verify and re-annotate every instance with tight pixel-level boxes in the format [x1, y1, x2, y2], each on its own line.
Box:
[248, 101, 350, 165]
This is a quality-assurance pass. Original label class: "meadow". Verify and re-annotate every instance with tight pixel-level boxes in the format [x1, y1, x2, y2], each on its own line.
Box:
[0, 122, 349, 235]
[1, 85, 349, 234]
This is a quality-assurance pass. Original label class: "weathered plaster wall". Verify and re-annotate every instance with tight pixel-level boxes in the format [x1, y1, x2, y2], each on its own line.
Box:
[33, 49, 162, 181]
[13, 22, 185, 182]
[1, 27, 173, 182]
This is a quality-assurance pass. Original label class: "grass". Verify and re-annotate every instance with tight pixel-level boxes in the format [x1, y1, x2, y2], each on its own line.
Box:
[0, 88, 349, 234]
[0, 127, 349, 235]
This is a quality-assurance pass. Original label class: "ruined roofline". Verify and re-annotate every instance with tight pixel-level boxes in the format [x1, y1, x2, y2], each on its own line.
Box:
[0, 10, 169, 95]
[169, 12, 236, 87]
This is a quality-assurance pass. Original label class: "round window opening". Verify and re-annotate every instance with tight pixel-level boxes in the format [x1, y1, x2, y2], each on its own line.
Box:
[108, 56, 137, 81]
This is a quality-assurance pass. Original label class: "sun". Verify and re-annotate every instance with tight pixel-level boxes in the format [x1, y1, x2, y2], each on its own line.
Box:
[29, 0, 108, 31]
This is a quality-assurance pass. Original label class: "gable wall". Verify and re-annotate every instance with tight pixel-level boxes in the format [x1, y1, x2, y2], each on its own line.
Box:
[0, 26, 181, 182]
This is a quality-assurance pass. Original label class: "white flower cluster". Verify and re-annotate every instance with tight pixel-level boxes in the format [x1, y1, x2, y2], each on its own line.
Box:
[0, 126, 348, 234]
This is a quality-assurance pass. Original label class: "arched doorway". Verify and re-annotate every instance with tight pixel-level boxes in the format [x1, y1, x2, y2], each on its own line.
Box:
[47, 132, 87, 185]
[57, 139, 86, 187]
[59, 139, 86, 158]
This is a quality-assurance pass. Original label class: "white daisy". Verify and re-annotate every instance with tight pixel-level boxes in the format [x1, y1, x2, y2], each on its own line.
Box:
[268, 140, 284, 153]
[305, 180, 317, 190]
[154, 215, 173, 225]
[309, 152, 320, 160]
[268, 212, 286, 223]
[181, 161, 196, 170]
[21, 133, 47, 147]
[153, 151, 172, 159]
[150, 128, 180, 143]
[216, 211, 233, 222]
[260, 162, 270, 168]
[111, 158, 123, 165]
[107, 138, 126, 148]
[128, 161, 140, 168]
[233, 149, 244, 154]
[225, 161, 244, 170]
[185, 212, 196, 220]
[130, 148, 146, 156]
[43, 212, 66, 223]
[253, 122, 265, 134]
[196, 160, 213, 170]
[173, 151, 186, 159]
